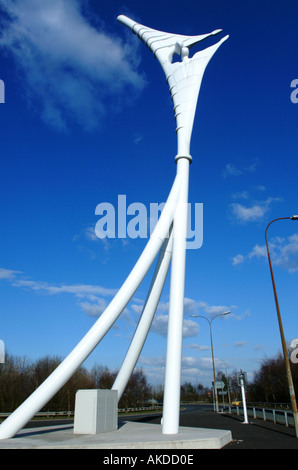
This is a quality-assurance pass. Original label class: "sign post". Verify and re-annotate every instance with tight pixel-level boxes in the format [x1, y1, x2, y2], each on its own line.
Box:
[213, 381, 226, 410]
[237, 370, 248, 424]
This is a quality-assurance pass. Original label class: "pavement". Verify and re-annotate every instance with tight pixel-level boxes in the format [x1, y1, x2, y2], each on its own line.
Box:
[0, 407, 297, 450]
[177, 408, 298, 449]
[126, 407, 298, 449]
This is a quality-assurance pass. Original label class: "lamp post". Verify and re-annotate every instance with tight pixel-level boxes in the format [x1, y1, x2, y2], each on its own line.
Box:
[224, 362, 231, 406]
[190, 311, 230, 412]
[265, 215, 298, 437]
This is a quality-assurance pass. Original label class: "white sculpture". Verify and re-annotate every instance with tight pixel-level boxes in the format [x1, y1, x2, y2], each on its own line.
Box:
[116, 16, 227, 160]
[0, 16, 227, 439]
[116, 15, 228, 434]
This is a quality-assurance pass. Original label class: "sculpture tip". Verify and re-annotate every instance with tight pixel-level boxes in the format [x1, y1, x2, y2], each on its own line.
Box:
[212, 29, 223, 35]
[117, 15, 137, 30]
[222, 34, 230, 42]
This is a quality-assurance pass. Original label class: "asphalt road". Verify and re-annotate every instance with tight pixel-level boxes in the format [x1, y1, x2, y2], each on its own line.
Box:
[126, 404, 298, 449]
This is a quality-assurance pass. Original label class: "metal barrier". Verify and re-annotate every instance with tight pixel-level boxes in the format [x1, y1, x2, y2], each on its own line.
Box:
[0, 410, 74, 418]
[222, 405, 294, 427]
[0, 405, 162, 419]
[1, 403, 293, 427]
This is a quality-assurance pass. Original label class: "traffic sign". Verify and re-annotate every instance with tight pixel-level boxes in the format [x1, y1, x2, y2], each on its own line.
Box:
[215, 380, 225, 389]
[237, 371, 247, 387]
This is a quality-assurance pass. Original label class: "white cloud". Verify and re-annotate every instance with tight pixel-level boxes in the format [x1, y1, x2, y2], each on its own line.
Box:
[184, 343, 210, 352]
[73, 225, 112, 258]
[0, 0, 146, 130]
[12, 278, 117, 297]
[150, 297, 236, 338]
[230, 197, 282, 223]
[254, 344, 265, 351]
[159, 298, 234, 318]
[133, 133, 144, 144]
[139, 356, 165, 367]
[182, 356, 207, 368]
[245, 162, 258, 173]
[151, 314, 168, 336]
[222, 161, 258, 178]
[229, 309, 251, 321]
[232, 234, 298, 273]
[222, 163, 242, 178]
[84, 226, 99, 242]
[248, 244, 267, 259]
[2, 270, 118, 318]
[181, 356, 229, 376]
[1, 265, 240, 336]
[276, 233, 298, 272]
[231, 191, 249, 200]
[253, 185, 266, 192]
[79, 298, 107, 317]
[139, 355, 216, 382]
[149, 297, 235, 338]
[130, 304, 143, 314]
[150, 314, 199, 338]
[182, 319, 199, 338]
[203, 304, 230, 315]
[0, 268, 21, 279]
[136, 352, 236, 385]
[230, 202, 267, 222]
[190, 300, 232, 317]
[234, 341, 249, 348]
[232, 254, 245, 266]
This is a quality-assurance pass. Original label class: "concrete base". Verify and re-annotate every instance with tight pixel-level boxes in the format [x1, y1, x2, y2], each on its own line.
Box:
[73, 389, 117, 434]
[0, 421, 232, 449]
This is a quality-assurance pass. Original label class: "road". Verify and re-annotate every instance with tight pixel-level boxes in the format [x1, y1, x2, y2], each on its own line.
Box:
[124, 404, 298, 449]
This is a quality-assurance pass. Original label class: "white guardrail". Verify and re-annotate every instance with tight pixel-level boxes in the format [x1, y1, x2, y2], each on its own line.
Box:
[222, 404, 294, 427]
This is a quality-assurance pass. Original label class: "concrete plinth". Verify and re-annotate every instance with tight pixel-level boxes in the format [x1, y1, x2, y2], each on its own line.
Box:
[0, 421, 232, 449]
[73, 389, 117, 435]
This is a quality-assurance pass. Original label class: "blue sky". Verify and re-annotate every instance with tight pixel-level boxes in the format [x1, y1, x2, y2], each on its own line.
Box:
[0, 0, 298, 389]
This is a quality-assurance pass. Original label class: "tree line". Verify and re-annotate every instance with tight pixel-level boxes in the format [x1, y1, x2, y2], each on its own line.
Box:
[0, 354, 151, 412]
[247, 352, 298, 404]
[0, 350, 297, 413]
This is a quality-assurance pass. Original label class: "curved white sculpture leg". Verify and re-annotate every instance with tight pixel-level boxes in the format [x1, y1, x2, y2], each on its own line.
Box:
[162, 157, 190, 434]
[112, 229, 173, 401]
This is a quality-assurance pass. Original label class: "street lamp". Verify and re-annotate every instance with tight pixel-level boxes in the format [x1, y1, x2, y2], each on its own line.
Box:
[190, 311, 230, 412]
[265, 215, 298, 438]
